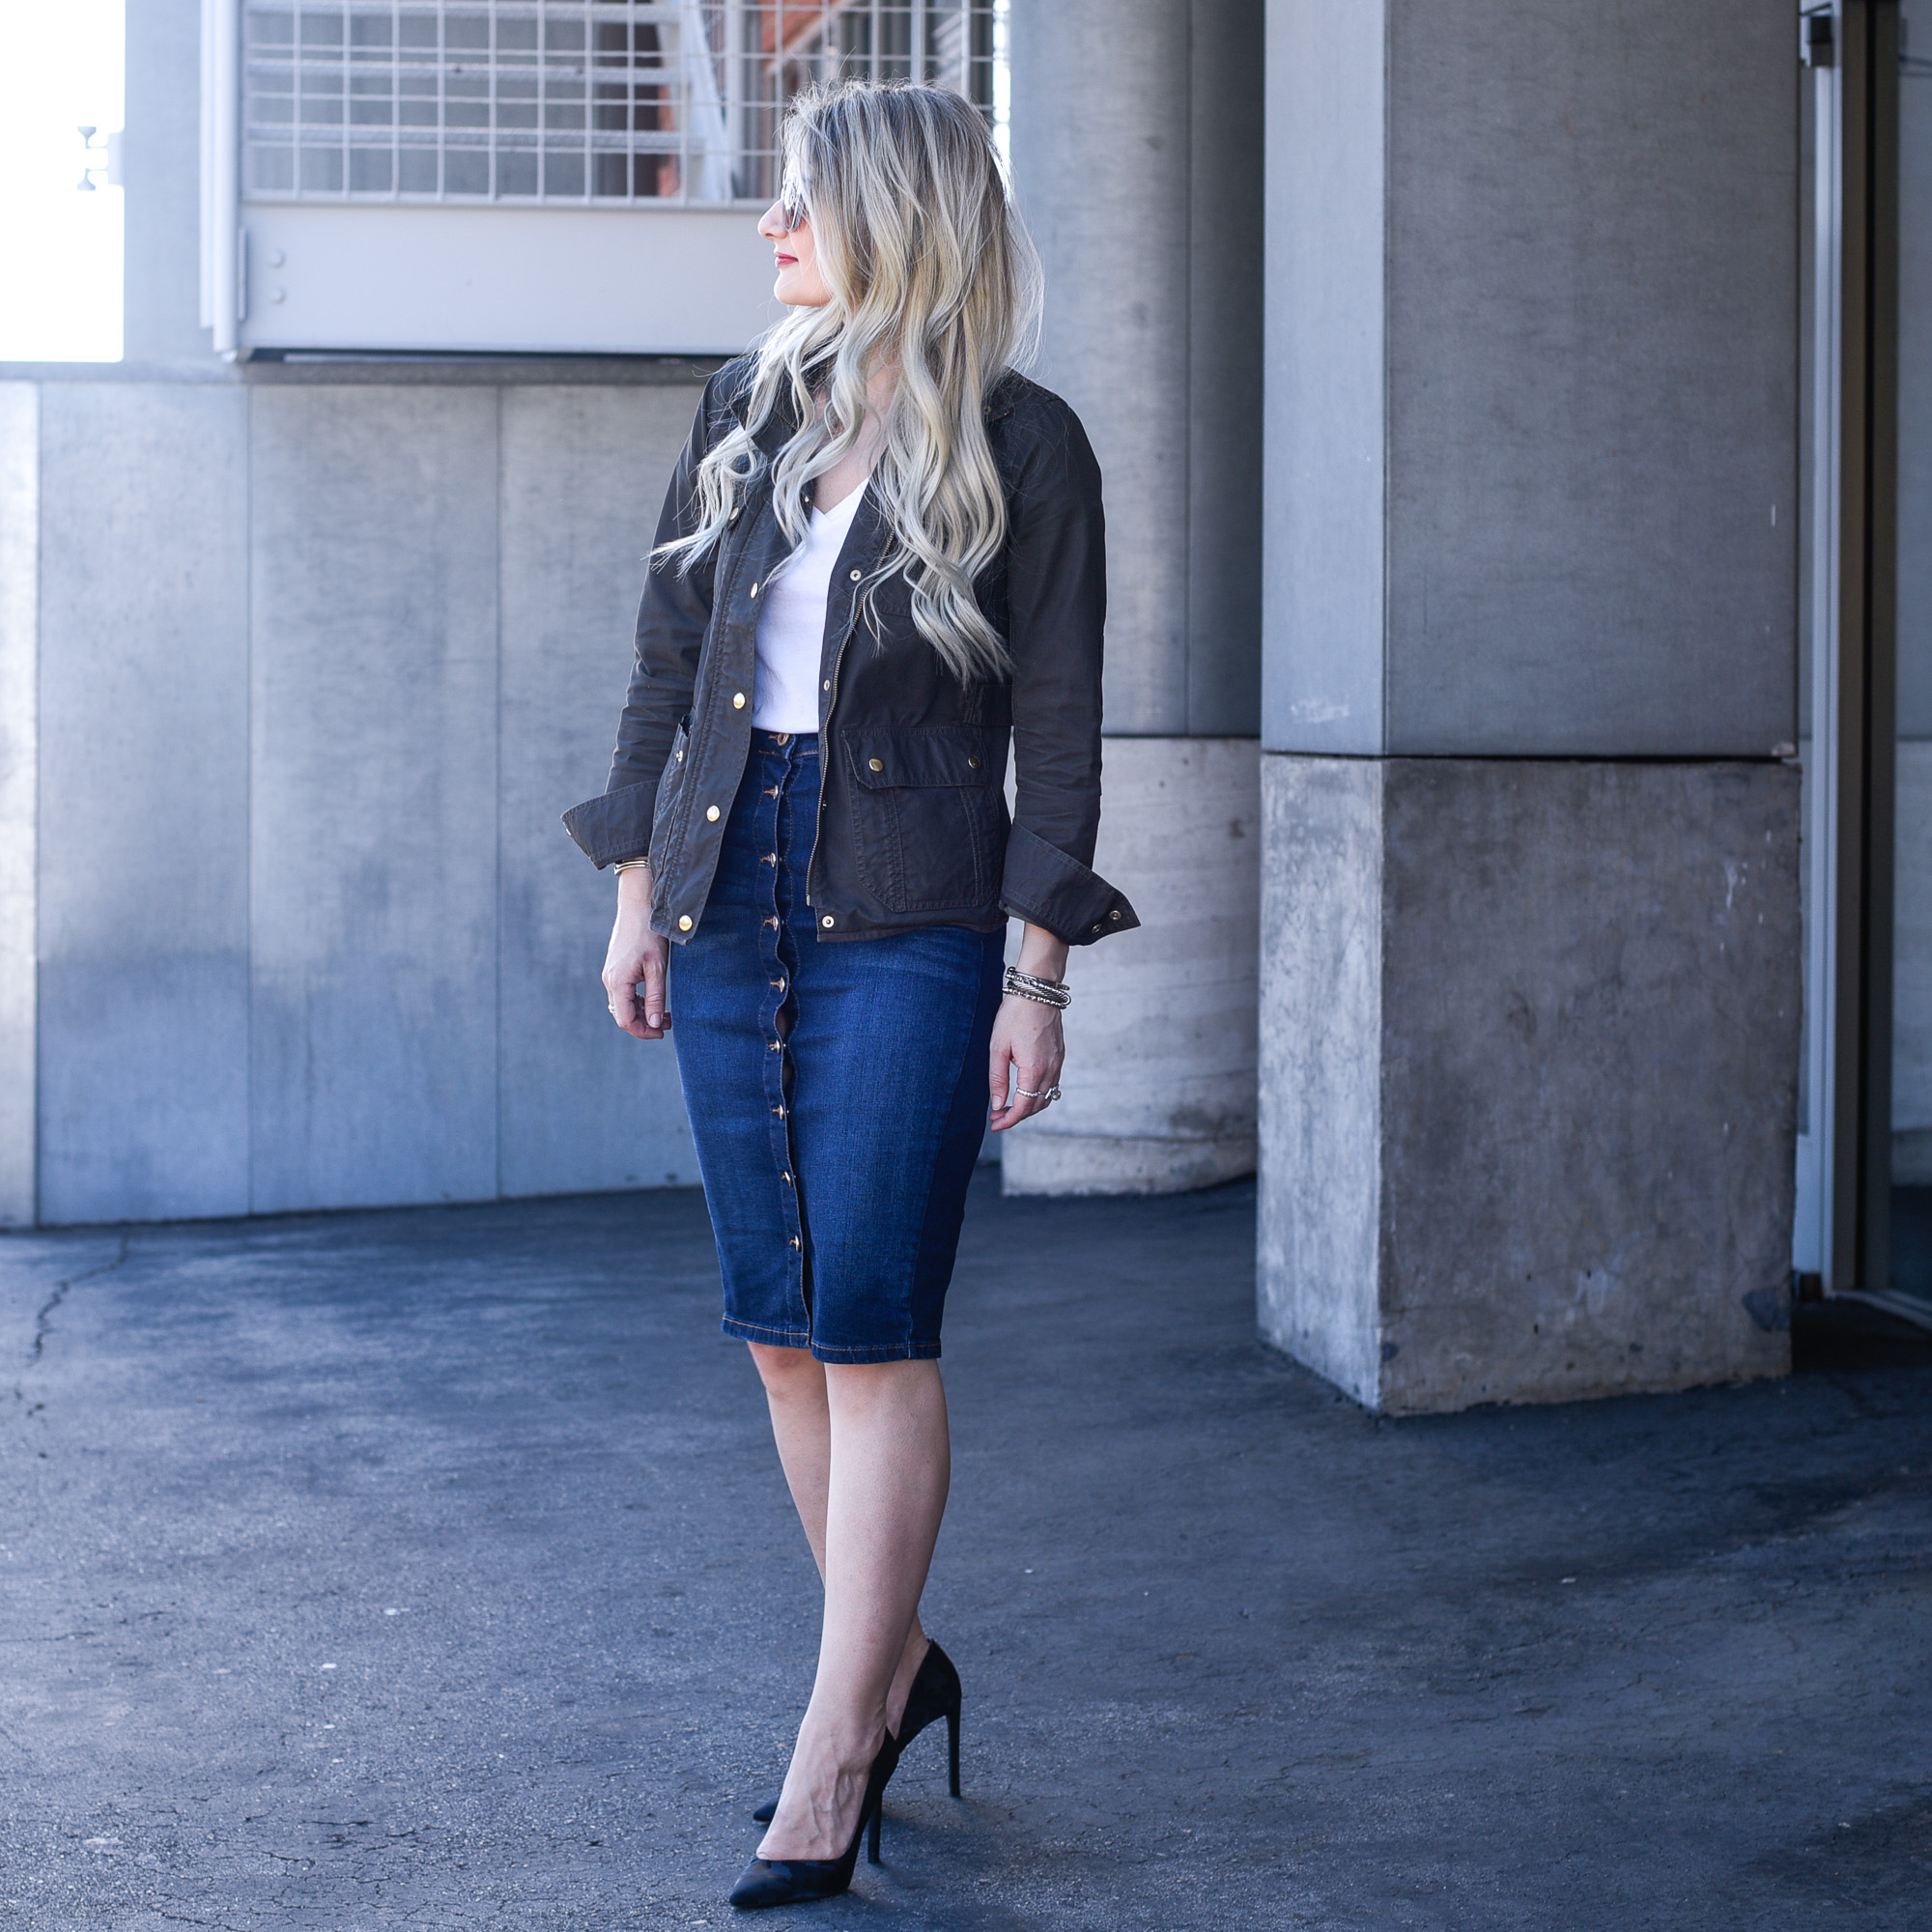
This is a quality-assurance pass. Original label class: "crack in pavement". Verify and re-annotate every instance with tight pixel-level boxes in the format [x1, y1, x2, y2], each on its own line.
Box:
[30, 1235, 132, 1365]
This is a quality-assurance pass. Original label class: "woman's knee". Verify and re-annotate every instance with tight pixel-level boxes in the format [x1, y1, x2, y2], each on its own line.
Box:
[748, 1339, 825, 1397]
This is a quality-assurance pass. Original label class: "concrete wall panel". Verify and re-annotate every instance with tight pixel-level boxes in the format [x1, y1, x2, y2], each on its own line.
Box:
[1256, 754, 1384, 1401]
[1002, 737, 1260, 1195]
[0, 384, 36, 1226]
[248, 386, 499, 1211]
[36, 384, 251, 1223]
[497, 385, 698, 1197]
[1261, 0, 1388, 754]
[1382, 0, 1797, 755]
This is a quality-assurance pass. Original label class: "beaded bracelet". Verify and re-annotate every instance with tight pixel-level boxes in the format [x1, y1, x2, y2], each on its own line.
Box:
[1003, 965, 1071, 1009]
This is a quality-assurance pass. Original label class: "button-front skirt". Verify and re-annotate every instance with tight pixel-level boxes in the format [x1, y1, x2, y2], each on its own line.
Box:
[668, 732, 1004, 1362]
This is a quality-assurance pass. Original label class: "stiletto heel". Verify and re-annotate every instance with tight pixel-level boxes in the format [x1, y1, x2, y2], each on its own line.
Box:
[751, 1637, 964, 1822]
[867, 1803, 882, 1864]
[729, 1729, 900, 1909]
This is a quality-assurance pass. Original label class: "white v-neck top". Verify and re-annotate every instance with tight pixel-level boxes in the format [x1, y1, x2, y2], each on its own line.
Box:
[752, 483, 868, 733]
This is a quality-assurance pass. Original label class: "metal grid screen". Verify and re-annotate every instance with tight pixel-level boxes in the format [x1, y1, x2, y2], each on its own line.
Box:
[242, 2, 1005, 204]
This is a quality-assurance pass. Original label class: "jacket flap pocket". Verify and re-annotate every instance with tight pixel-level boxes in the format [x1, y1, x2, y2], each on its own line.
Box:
[845, 727, 994, 789]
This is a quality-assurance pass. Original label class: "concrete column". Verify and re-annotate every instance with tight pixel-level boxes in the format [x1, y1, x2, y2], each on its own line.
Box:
[1005, 0, 1264, 1194]
[1260, 0, 1803, 1409]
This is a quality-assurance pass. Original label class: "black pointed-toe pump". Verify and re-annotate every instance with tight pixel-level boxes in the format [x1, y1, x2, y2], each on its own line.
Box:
[751, 1638, 962, 1825]
[728, 1729, 900, 1910]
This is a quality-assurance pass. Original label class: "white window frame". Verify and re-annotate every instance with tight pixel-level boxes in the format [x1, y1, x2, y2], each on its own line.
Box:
[200, 1, 1007, 357]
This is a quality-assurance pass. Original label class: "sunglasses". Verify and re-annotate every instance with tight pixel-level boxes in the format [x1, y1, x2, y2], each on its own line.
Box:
[778, 178, 811, 233]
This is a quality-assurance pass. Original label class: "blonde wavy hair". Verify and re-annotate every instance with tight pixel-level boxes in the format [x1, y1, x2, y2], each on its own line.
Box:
[657, 79, 1042, 681]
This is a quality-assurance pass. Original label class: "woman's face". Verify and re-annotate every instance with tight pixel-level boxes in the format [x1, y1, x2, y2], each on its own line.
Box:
[759, 198, 833, 308]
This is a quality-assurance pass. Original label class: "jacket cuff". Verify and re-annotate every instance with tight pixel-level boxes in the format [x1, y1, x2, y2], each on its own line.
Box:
[561, 781, 656, 868]
[1000, 823, 1140, 945]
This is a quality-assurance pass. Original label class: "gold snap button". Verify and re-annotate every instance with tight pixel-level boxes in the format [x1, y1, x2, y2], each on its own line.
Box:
[821, 915, 835, 927]
[678, 915, 694, 931]
[867, 757, 884, 772]
[706, 805, 721, 821]
[732, 692, 747, 709]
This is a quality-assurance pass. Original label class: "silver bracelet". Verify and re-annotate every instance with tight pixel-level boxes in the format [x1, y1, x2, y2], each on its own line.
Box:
[612, 858, 651, 875]
[1003, 965, 1071, 1009]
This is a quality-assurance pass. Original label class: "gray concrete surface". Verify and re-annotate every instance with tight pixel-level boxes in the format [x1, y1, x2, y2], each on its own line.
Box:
[8, 372, 703, 1224]
[37, 382, 252, 1225]
[3, 1179, 1930, 1929]
[1010, 0, 1264, 737]
[1001, 739, 1259, 1197]
[1262, 0, 1797, 757]
[1007, 0, 1264, 1195]
[1260, 755, 1802, 1412]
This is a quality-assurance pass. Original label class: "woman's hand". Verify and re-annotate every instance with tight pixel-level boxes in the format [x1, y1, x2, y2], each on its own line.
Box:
[988, 923, 1069, 1130]
[603, 864, 670, 1040]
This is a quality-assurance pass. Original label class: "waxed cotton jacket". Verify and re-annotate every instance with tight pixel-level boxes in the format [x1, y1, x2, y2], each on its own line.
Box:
[562, 358, 1140, 949]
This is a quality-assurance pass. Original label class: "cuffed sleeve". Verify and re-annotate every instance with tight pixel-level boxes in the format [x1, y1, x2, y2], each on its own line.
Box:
[999, 822, 1139, 945]
[559, 369, 728, 866]
[561, 781, 659, 869]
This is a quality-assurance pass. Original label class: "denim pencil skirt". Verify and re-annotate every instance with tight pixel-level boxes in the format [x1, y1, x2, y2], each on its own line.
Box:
[668, 731, 1005, 1362]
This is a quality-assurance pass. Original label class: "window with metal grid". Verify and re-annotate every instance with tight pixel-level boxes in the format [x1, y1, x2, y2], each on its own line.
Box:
[242, 2, 1005, 207]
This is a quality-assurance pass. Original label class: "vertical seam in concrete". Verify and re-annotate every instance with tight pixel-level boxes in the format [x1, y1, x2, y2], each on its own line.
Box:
[1378, 0, 1392, 760]
[494, 384, 505, 1202]
[244, 384, 257, 1213]
[1181, 2, 1196, 737]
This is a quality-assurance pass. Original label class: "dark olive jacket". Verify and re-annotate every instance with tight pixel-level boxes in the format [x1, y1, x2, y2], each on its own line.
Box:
[562, 357, 1138, 949]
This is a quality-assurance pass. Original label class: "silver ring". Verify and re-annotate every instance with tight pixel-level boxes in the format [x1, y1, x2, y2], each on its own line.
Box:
[1016, 1086, 1042, 1098]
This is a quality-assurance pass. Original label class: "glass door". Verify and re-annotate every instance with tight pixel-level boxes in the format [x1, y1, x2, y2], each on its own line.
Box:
[1795, 0, 1929, 1324]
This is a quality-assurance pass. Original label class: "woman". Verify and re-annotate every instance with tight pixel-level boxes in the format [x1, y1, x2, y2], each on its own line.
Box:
[563, 80, 1135, 1909]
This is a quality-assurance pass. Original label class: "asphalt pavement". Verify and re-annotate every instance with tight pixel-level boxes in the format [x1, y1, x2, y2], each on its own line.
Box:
[2, 1177, 1928, 1930]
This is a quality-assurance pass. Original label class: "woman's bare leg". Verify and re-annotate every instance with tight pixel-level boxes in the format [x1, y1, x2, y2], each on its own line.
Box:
[749, 1355, 950, 1861]
[748, 1344, 932, 1730]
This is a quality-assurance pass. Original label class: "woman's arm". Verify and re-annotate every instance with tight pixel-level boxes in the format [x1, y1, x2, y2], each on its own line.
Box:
[562, 377, 726, 870]
[995, 396, 1138, 945]
[603, 862, 669, 1038]
[987, 923, 1069, 1130]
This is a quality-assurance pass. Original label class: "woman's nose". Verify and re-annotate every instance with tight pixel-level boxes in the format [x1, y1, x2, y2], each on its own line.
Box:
[758, 203, 787, 240]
